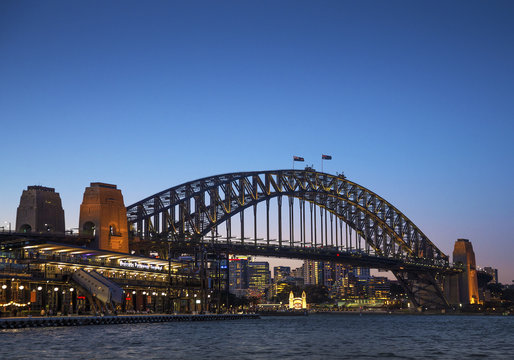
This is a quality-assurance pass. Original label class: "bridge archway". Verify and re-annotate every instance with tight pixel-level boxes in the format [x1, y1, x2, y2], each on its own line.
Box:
[126, 169, 452, 309]
[127, 170, 447, 262]
[19, 224, 31, 233]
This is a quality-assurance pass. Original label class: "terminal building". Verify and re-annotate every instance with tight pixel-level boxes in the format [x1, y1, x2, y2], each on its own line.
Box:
[0, 183, 203, 317]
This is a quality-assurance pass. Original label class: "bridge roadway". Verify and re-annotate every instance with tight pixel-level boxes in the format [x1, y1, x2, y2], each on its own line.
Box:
[165, 239, 461, 274]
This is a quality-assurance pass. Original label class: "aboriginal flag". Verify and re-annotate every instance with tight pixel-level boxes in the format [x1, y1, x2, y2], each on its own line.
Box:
[322, 155, 332, 160]
[293, 156, 305, 162]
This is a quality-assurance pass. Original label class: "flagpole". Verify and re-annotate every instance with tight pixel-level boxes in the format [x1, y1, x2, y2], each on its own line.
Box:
[321, 155, 332, 173]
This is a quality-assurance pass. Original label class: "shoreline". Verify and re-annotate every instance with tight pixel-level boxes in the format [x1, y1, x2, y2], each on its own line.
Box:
[0, 313, 260, 329]
[310, 310, 512, 316]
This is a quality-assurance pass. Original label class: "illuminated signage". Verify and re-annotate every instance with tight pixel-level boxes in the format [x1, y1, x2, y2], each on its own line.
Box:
[119, 260, 163, 271]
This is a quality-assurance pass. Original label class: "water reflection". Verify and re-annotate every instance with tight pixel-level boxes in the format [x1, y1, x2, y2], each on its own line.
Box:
[1, 314, 513, 359]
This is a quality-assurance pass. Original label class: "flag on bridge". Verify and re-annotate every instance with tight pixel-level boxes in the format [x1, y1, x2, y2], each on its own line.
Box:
[293, 156, 304, 162]
[322, 155, 332, 160]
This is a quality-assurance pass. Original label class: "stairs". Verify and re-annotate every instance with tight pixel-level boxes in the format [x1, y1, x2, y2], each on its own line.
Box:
[72, 269, 124, 305]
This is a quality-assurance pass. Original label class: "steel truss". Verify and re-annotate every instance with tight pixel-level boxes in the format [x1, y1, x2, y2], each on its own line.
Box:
[126, 169, 453, 308]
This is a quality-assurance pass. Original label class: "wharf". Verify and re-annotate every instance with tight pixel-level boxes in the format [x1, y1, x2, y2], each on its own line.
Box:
[0, 313, 260, 329]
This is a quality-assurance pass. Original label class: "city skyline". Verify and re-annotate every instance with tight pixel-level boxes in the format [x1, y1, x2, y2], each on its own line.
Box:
[1, 1, 513, 282]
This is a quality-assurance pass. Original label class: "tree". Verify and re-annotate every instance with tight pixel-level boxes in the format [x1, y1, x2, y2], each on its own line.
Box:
[304, 285, 330, 304]
[487, 283, 503, 298]
[501, 288, 514, 303]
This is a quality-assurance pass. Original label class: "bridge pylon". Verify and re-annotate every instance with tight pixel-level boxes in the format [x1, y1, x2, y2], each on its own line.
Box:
[16, 185, 65, 233]
[79, 182, 129, 253]
[445, 239, 480, 306]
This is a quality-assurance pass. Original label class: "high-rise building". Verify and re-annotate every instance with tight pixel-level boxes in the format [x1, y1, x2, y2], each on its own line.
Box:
[320, 262, 333, 287]
[229, 256, 250, 297]
[248, 262, 271, 296]
[273, 266, 291, 282]
[292, 266, 303, 279]
[327, 263, 348, 299]
[365, 277, 391, 299]
[353, 267, 371, 280]
[303, 260, 321, 285]
[483, 267, 499, 284]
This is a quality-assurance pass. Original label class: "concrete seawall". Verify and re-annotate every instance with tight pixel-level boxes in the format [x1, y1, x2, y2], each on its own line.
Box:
[0, 314, 260, 329]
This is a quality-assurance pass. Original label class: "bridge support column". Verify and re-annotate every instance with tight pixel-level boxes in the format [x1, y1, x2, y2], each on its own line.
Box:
[446, 239, 480, 306]
[79, 182, 129, 253]
[393, 270, 449, 311]
[16, 186, 65, 233]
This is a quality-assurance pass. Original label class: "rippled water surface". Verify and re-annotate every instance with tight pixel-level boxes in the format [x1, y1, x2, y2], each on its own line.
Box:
[1, 314, 513, 359]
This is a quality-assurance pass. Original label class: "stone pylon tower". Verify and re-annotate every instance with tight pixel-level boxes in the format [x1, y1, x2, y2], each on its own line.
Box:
[79, 183, 129, 253]
[451, 239, 480, 305]
[16, 186, 65, 233]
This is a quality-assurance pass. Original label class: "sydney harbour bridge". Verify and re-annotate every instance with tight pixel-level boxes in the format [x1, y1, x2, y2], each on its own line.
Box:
[125, 169, 460, 310]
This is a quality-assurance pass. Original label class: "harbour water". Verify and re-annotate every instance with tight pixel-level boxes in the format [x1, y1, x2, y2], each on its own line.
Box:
[1, 314, 513, 359]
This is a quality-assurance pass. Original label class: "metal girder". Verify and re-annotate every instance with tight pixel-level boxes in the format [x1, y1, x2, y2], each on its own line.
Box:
[126, 170, 448, 266]
[392, 270, 450, 310]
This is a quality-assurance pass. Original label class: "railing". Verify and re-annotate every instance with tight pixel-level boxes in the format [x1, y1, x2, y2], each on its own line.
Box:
[170, 239, 456, 271]
[0, 261, 200, 287]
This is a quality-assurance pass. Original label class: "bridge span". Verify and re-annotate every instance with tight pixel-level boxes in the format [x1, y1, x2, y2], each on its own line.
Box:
[126, 169, 462, 309]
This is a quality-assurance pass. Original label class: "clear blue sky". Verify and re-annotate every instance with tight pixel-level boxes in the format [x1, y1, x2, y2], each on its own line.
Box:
[1, 1, 513, 282]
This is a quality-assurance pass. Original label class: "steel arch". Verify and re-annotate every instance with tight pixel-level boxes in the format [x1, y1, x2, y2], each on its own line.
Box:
[126, 169, 448, 264]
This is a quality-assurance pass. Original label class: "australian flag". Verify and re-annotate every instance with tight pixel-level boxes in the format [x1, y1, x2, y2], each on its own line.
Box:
[322, 155, 332, 160]
[293, 156, 305, 162]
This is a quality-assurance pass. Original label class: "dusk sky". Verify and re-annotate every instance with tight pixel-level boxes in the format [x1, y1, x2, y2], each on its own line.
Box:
[1, 1, 513, 282]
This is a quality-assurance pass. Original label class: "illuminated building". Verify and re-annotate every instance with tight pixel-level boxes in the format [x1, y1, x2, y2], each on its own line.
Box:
[79, 183, 129, 253]
[0, 240, 197, 315]
[288, 291, 307, 309]
[1, 183, 202, 317]
[449, 239, 480, 305]
[483, 267, 499, 284]
[272, 281, 289, 298]
[353, 267, 371, 280]
[303, 260, 320, 285]
[228, 256, 250, 297]
[248, 262, 271, 297]
[365, 277, 390, 299]
[273, 266, 290, 282]
[291, 266, 304, 286]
